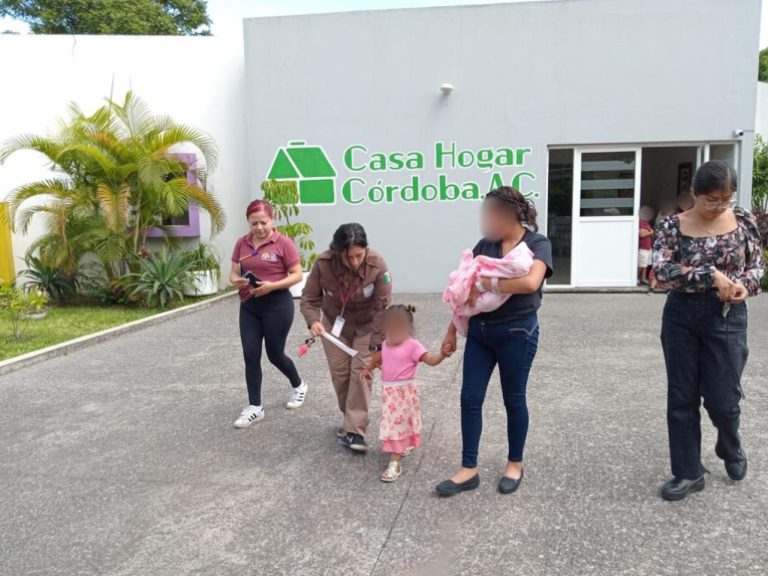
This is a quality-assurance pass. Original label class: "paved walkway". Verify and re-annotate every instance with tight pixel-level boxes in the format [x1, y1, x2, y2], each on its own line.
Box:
[1, 293, 767, 576]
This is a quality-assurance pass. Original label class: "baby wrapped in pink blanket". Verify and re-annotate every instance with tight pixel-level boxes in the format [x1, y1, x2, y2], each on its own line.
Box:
[443, 242, 534, 336]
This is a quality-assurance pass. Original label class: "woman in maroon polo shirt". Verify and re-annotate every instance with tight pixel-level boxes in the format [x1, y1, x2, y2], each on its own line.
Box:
[229, 200, 307, 428]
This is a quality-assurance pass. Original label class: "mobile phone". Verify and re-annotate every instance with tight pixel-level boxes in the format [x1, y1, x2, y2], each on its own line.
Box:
[243, 271, 261, 287]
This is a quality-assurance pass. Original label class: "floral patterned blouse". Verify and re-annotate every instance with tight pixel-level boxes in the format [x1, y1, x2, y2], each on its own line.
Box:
[652, 207, 765, 295]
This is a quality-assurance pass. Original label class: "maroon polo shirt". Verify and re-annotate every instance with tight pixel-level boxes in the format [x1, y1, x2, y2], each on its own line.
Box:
[231, 231, 300, 301]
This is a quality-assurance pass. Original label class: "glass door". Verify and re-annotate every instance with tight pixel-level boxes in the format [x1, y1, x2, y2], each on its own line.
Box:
[699, 143, 740, 198]
[546, 148, 574, 285]
[571, 147, 642, 286]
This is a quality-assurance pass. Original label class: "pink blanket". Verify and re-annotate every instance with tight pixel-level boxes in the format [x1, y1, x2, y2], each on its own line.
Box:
[442, 243, 534, 336]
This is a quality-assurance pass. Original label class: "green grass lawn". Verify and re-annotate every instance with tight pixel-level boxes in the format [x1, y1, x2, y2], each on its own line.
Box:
[0, 291, 232, 362]
[0, 305, 159, 361]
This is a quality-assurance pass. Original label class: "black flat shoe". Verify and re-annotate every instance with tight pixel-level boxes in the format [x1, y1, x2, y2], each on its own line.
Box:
[498, 469, 524, 494]
[725, 449, 748, 481]
[435, 474, 480, 497]
[660, 475, 705, 501]
[716, 439, 748, 481]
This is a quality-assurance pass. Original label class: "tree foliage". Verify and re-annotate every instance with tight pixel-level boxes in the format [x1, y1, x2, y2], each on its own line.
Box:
[0, 91, 224, 281]
[0, 0, 211, 35]
[760, 48, 768, 82]
[260, 179, 317, 270]
[753, 134, 768, 211]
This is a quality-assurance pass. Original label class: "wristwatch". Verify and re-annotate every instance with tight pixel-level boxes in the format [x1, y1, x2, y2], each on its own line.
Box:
[368, 343, 382, 352]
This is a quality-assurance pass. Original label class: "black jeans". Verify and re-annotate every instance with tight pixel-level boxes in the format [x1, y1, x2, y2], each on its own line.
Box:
[239, 289, 302, 406]
[461, 313, 539, 468]
[661, 290, 749, 479]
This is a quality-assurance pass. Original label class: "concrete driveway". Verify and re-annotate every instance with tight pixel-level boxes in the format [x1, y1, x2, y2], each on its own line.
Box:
[1, 293, 767, 576]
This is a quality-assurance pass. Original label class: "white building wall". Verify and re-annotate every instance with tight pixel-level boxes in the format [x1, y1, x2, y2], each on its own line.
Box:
[0, 34, 251, 281]
[244, 0, 762, 291]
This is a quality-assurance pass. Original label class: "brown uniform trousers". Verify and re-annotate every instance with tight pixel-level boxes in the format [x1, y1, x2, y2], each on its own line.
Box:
[300, 249, 392, 436]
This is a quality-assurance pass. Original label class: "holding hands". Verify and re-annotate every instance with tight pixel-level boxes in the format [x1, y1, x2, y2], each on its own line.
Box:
[360, 365, 375, 383]
[441, 324, 458, 358]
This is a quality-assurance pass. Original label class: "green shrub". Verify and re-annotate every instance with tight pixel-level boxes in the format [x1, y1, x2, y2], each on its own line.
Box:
[79, 273, 141, 306]
[127, 250, 192, 308]
[0, 283, 49, 342]
[763, 250, 768, 293]
[754, 136, 768, 213]
[20, 252, 78, 302]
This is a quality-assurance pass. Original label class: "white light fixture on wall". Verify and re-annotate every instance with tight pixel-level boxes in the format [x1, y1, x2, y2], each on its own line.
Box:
[440, 83, 454, 95]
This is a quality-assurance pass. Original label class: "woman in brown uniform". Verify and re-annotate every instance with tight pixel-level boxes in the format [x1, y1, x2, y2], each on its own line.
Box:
[300, 223, 392, 452]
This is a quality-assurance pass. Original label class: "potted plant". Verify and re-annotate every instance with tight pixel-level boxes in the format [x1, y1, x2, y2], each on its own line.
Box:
[182, 242, 221, 296]
[260, 179, 317, 298]
[20, 288, 49, 320]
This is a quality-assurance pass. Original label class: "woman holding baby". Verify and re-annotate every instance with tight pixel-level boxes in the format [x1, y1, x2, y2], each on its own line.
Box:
[437, 186, 553, 497]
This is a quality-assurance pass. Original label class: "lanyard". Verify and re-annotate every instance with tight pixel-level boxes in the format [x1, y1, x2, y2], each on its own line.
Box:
[238, 233, 274, 263]
[338, 276, 360, 316]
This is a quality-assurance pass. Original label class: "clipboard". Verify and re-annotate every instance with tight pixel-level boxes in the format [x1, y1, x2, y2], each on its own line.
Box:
[321, 332, 358, 357]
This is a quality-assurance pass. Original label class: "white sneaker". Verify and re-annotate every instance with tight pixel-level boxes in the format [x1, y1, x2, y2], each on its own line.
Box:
[286, 381, 308, 409]
[234, 405, 264, 428]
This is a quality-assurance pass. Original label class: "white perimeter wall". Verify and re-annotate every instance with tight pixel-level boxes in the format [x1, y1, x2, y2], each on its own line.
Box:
[0, 34, 251, 281]
[757, 82, 768, 138]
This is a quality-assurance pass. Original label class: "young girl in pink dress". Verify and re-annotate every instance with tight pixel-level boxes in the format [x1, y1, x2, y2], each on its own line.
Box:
[360, 305, 446, 482]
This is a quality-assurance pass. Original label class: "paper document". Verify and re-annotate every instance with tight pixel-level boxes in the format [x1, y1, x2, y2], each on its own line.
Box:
[321, 332, 358, 357]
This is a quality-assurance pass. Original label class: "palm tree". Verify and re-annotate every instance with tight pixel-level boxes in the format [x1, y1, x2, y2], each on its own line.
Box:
[0, 91, 225, 280]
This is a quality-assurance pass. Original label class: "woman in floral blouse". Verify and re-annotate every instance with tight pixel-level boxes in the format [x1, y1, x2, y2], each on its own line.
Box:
[653, 160, 764, 501]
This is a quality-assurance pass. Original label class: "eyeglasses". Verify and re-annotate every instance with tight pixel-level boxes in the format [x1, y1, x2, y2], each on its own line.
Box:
[701, 198, 737, 211]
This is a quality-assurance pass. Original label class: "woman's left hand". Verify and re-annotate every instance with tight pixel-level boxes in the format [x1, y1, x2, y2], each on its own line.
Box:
[249, 281, 275, 297]
[478, 276, 492, 291]
[729, 283, 749, 304]
[468, 277, 491, 306]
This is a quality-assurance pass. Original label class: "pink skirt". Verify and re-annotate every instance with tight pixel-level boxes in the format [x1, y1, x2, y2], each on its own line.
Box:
[379, 381, 422, 454]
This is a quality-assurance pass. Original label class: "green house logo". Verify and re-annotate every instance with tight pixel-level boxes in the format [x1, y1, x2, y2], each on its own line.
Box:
[267, 141, 337, 205]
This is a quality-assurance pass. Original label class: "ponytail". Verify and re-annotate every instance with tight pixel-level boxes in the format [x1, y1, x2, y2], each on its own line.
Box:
[384, 304, 416, 325]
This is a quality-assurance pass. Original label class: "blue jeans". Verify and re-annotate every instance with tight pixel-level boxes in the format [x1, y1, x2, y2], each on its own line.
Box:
[661, 290, 748, 479]
[460, 313, 540, 468]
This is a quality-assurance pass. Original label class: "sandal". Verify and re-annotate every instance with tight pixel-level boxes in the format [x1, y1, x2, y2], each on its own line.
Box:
[381, 461, 402, 483]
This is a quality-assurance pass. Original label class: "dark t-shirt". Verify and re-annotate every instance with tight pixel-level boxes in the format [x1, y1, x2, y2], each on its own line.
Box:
[472, 230, 554, 321]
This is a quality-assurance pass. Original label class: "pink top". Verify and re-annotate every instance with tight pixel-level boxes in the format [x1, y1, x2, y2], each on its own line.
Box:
[231, 231, 300, 301]
[381, 338, 427, 383]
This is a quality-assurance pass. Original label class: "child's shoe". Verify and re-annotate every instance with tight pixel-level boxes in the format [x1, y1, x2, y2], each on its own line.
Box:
[381, 461, 402, 483]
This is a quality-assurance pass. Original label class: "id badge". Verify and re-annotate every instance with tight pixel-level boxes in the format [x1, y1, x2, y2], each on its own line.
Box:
[332, 316, 346, 337]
